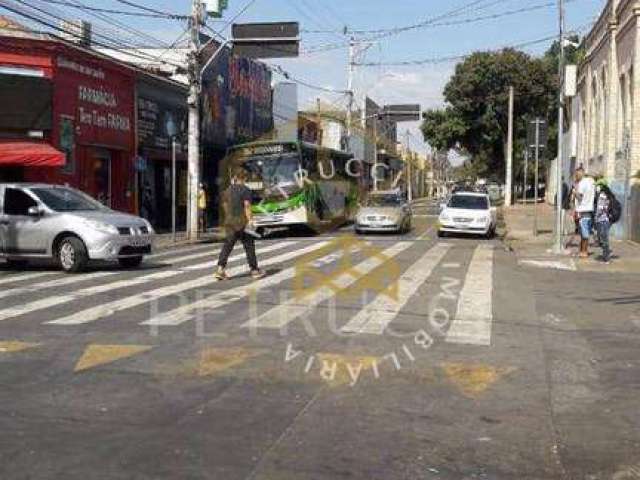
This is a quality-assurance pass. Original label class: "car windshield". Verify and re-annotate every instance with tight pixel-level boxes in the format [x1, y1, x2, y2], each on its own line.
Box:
[366, 195, 403, 207]
[242, 154, 301, 188]
[31, 187, 104, 212]
[448, 195, 489, 210]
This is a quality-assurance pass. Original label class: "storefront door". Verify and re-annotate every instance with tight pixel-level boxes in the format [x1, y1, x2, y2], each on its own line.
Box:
[91, 149, 112, 207]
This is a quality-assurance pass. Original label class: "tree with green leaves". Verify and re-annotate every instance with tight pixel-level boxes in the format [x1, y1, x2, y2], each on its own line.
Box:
[421, 47, 557, 181]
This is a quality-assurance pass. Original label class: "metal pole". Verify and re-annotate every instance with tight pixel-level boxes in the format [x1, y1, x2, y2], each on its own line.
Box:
[187, 0, 202, 240]
[172, 138, 177, 243]
[523, 148, 529, 205]
[346, 37, 354, 153]
[534, 119, 540, 236]
[553, 0, 566, 253]
[505, 85, 514, 206]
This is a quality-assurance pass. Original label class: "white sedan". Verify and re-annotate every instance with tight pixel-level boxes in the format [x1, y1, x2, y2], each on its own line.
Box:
[437, 192, 497, 238]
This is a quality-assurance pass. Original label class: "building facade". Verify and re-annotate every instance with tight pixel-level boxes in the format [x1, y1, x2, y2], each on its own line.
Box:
[574, 0, 640, 240]
[0, 35, 137, 213]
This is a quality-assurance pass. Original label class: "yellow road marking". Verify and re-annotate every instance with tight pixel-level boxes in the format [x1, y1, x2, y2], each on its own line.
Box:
[442, 362, 516, 397]
[0, 341, 40, 353]
[197, 347, 257, 377]
[74, 344, 153, 372]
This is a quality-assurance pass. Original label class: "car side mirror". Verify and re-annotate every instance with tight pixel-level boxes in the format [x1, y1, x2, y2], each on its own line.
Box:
[27, 206, 43, 217]
[439, 203, 447, 211]
[490, 206, 497, 214]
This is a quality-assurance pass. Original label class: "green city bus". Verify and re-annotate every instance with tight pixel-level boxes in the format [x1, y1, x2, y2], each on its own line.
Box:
[225, 140, 361, 233]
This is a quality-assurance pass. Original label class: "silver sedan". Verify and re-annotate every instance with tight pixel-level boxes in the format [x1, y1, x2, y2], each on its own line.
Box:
[355, 191, 412, 234]
[0, 183, 154, 273]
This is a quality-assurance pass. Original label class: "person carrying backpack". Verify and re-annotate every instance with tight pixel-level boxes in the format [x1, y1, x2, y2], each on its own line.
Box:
[594, 178, 620, 263]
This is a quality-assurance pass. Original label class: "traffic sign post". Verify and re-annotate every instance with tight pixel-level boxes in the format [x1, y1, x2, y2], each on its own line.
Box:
[527, 118, 547, 236]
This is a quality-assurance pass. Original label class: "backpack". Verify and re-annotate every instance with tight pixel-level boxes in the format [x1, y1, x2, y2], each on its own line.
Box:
[608, 191, 622, 224]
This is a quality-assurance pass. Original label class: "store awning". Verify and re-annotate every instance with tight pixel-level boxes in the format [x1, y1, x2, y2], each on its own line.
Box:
[0, 140, 65, 167]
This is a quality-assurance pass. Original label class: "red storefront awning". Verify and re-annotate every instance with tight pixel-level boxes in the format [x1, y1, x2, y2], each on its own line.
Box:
[0, 140, 65, 167]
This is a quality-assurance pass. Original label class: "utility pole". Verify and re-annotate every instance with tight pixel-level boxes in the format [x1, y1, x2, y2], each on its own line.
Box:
[505, 85, 514, 207]
[346, 37, 355, 153]
[187, 0, 203, 240]
[405, 130, 412, 202]
[534, 119, 541, 236]
[553, 0, 566, 253]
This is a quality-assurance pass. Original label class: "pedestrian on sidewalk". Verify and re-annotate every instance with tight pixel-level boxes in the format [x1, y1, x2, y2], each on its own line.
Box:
[574, 167, 596, 258]
[563, 178, 579, 249]
[198, 183, 208, 234]
[215, 169, 265, 281]
[594, 178, 613, 263]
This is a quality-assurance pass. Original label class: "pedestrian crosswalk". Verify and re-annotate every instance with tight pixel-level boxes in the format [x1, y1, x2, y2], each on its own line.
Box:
[0, 237, 498, 347]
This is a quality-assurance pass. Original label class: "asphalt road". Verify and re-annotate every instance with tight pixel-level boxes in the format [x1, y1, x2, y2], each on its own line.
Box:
[0, 199, 638, 480]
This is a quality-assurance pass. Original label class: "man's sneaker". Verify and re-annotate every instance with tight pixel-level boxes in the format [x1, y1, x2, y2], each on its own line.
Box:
[214, 269, 229, 281]
[251, 269, 266, 279]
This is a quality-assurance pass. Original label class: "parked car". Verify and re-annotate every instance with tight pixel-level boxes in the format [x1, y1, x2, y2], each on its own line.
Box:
[0, 183, 154, 272]
[355, 190, 412, 234]
[438, 192, 497, 238]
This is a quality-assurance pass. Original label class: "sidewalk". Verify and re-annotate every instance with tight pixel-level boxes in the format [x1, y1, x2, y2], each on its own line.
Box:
[503, 203, 640, 273]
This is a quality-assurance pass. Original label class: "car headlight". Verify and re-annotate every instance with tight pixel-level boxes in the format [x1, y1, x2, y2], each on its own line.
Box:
[439, 214, 450, 222]
[143, 219, 155, 234]
[82, 219, 119, 235]
[476, 215, 490, 224]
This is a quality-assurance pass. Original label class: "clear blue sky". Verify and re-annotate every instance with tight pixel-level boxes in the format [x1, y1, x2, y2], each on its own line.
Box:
[10, 0, 608, 153]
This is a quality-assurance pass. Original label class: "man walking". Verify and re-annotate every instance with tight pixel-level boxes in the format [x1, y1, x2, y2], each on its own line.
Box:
[215, 169, 264, 280]
[574, 167, 596, 258]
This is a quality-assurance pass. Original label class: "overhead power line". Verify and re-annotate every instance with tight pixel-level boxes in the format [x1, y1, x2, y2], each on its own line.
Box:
[41, 0, 174, 48]
[111, 0, 184, 19]
[39, 0, 188, 19]
[271, 64, 349, 94]
[355, 25, 591, 67]
[0, 1, 184, 69]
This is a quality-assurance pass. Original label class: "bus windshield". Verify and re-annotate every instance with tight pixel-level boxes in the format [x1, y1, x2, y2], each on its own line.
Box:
[242, 154, 301, 188]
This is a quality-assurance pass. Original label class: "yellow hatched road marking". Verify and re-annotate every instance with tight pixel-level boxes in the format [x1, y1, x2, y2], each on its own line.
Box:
[74, 344, 153, 372]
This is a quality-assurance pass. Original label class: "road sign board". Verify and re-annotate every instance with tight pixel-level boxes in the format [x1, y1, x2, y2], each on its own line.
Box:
[232, 22, 299, 39]
[232, 40, 299, 59]
[382, 104, 421, 122]
[527, 119, 548, 149]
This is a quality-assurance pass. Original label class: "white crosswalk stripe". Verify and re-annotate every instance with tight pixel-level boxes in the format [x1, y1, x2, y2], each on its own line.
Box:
[0, 247, 226, 301]
[0, 271, 58, 286]
[445, 244, 494, 346]
[0, 241, 294, 323]
[142, 241, 334, 326]
[340, 243, 451, 335]
[47, 241, 320, 326]
[241, 241, 413, 331]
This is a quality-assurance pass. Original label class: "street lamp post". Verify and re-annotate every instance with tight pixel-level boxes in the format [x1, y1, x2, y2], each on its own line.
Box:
[553, 0, 566, 253]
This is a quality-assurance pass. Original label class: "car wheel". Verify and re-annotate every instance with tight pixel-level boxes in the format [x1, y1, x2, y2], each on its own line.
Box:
[57, 236, 89, 273]
[118, 256, 143, 269]
[354, 228, 362, 235]
[5, 259, 29, 269]
[437, 230, 445, 238]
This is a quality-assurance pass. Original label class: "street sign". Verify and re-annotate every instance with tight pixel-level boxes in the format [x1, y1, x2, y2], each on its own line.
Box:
[527, 119, 548, 149]
[382, 104, 421, 122]
[231, 22, 300, 59]
[232, 22, 299, 39]
[232, 40, 299, 59]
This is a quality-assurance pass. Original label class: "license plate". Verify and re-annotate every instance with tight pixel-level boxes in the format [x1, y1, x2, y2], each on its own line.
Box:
[131, 238, 149, 247]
